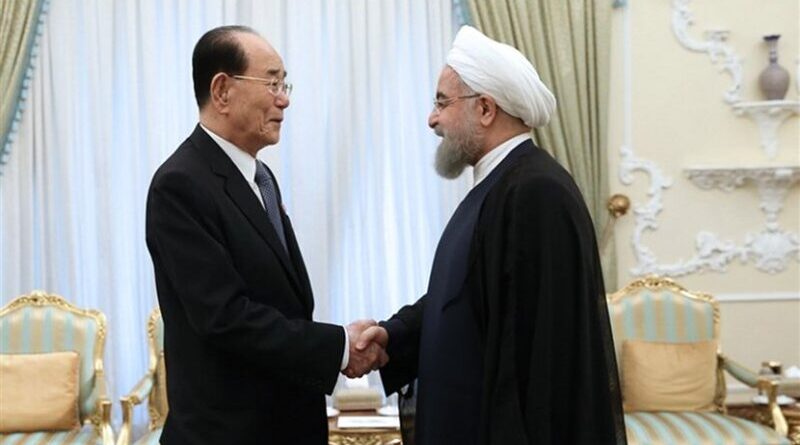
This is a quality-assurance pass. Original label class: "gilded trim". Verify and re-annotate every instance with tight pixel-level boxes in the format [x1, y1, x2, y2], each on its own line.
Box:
[146, 307, 161, 372]
[0, 290, 113, 444]
[0, 291, 108, 341]
[608, 276, 724, 412]
[118, 306, 166, 445]
[607, 275, 720, 339]
[117, 397, 135, 445]
[610, 278, 790, 436]
[146, 307, 166, 429]
[328, 432, 402, 445]
[757, 379, 790, 436]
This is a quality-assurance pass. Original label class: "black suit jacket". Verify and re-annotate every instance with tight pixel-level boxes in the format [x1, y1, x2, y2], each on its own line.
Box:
[146, 125, 344, 445]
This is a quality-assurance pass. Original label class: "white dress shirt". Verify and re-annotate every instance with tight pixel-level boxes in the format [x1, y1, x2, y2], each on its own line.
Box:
[199, 125, 350, 371]
[200, 124, 265, 208]
[472, 132, 532, 188]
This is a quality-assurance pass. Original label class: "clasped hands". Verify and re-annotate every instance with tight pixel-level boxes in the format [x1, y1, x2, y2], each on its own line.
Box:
[343, 320, 390, 378]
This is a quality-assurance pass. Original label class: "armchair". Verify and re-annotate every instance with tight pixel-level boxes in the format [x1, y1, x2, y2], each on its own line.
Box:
[608, 276, 789, 445]
[0, 291, 114, 444]
[117, 308, 166, 445]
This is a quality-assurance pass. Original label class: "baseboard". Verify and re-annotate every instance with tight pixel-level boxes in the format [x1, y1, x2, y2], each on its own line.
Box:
[716, 292, 799, 303]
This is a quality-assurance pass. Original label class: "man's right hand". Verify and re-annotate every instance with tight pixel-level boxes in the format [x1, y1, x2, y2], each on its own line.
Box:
[343, 321, 389, 378]
[357, 325, 388, 350]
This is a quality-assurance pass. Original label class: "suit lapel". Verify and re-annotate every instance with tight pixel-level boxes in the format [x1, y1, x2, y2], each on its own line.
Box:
[281, 214, 315, 317]
[189, 126, 304, 296]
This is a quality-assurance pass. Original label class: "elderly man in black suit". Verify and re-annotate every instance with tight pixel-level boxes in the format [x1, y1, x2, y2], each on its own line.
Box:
[145, 26, 385, 445]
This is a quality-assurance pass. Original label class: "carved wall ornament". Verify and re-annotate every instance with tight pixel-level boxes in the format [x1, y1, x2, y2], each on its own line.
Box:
[670, 0, 743, 104]
[618, 2, 800, 278]
[680, 166, 800, 274]
[618, 145, 676, 276]
[670, 0, 800, 159]
[732, 101, 800, 158]
[620, 161, 800, 276]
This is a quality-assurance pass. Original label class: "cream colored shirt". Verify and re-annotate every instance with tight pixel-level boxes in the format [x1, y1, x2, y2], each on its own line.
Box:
[199, 125, 350, 371]
[472, 132, 532, 188]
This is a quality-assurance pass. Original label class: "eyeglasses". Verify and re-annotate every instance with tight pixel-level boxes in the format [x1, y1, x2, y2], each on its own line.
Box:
[432, 94, 479, 112]
[231, 75, 293, 97]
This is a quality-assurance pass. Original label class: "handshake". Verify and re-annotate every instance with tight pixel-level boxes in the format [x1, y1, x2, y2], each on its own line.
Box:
[343, 320, 389, 378]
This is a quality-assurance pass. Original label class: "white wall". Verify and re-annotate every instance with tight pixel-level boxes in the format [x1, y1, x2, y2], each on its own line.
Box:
[607, 0, 800, 396]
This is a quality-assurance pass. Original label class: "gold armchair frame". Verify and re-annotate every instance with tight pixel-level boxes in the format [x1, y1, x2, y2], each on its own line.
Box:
[117, 308, 164, 445]
[722, 354, 790, 436]
[0, 291, 115, 444]
[608, 276, 788, 436]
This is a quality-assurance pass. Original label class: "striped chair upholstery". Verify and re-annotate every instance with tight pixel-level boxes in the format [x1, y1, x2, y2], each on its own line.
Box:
[0, 429, 106, 445]
[118, 308, 165, 445]
[625, 411, 788, 445]
[0, 291, 114, 445]
[608, 277, 790, 445]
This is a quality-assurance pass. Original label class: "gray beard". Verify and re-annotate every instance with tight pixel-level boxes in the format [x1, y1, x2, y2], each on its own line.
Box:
[433, 127, 480, 179]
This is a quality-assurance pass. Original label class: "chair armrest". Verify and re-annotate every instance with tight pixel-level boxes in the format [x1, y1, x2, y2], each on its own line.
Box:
[720, 354, 788, 436]
[757, 379, 789, 436]
[720, 354, 760, 387]
[777, 378, 800, 398]
[125, 372, 155, 405]
[116, 373, 155, 445]
[98, 398, 115, 445]
[90, 370, 115, 445]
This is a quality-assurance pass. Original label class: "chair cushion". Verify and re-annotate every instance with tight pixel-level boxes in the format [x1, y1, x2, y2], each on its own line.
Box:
[0, 426, 103, 444]
[625, 411, 790, 445]
[0, 351, 81, 433]
[133, 428, 163, 445]
[607, 287, 717, 369]
[622, 339, 717, 411]
[0, 300, 105, 420]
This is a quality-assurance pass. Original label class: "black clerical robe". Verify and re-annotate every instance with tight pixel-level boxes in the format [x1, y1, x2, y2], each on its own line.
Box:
[380, 140, 627, 445]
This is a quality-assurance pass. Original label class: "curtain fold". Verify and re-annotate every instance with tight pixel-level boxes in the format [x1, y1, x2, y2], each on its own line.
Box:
[1, 0, 460, 432]
[465, 0, 617, 289]
[0, 0, 48, 171]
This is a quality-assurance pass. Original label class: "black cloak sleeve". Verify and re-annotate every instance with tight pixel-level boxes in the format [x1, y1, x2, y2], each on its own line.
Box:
[474, 169, 627, 445]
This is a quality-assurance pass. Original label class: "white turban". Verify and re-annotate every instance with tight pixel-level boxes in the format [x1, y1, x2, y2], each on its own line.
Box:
[446, 25, 556, 128]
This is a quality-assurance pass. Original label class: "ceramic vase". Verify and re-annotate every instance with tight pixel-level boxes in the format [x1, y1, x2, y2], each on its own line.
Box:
[758, 35, 790, 101]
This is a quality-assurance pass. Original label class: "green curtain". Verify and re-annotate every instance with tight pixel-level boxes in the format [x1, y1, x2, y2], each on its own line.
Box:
[0, 0, 48, 169]
[464, 0, 617, 289]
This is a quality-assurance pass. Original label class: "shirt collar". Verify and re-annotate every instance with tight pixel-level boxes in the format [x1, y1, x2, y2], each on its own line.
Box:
[472, 132, 531, 187]
[200, 124, 258, 183]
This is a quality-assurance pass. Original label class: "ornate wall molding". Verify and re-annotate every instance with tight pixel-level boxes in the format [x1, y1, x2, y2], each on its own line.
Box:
[683, 166, 800, 274]
[715, 291, 800, 303]
[732, 101, 800, 159]
[618, 146, 676, 276]
[618, 3, 800, 278]
[671, 0, 799, 159]
[670, 0, 743, 104]
[620, 163, 800, 276]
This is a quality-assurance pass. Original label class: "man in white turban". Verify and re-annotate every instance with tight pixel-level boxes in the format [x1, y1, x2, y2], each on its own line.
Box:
[357, 26, 626, 445]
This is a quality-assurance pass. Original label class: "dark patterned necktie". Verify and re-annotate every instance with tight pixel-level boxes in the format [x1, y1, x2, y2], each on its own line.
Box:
[254, 161, 287, 251]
